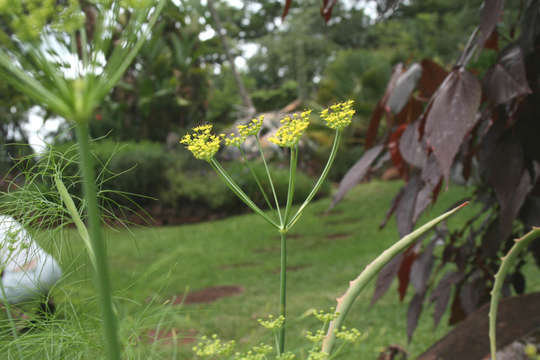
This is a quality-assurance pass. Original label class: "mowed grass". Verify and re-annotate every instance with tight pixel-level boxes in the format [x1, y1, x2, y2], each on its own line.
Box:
[1, 180, 538, 359]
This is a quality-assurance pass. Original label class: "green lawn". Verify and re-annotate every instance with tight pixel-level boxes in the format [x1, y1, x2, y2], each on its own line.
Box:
[2, 180, 538, 359]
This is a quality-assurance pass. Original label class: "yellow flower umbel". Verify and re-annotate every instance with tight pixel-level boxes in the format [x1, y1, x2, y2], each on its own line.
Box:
[180, 124, 222, 161]
[320, 100, 355, 130]
[269, 110, 311, 147]
[224, 115, 264, 148]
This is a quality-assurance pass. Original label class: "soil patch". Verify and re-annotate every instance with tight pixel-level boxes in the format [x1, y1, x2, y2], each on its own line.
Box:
[325, 232, 352, 240]
[220, 262, 258, 270]
[146, 328, 198, 345]
[271, 264, 311, 274]
[173, 285, 244, 305]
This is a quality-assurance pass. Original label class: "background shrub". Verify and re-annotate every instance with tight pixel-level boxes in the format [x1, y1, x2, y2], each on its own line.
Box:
[163, 159, 330, 217]
[51, 140, 172, 206]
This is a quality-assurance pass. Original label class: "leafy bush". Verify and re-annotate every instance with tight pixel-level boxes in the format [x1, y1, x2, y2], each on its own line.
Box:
[251, 80, 298, 112]
[51, 140, 172, 206]
[163, 160, 330, 215]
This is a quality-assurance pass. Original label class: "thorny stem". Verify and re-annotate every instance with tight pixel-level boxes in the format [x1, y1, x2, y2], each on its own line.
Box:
[321, 202, 468, 354]
[286, 130, 341, 230]
[76, 122, 121, 360]
[489, 227, 540, 360]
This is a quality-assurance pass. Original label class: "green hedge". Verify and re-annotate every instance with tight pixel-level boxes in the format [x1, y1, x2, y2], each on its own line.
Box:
[163, 159, 330, 216]
[51, 140, 172, 206]
[48, 141, 330, 219]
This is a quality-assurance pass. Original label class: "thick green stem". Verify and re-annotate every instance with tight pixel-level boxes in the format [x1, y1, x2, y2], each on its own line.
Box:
[278, 231, 287, 354]
[256, 135, 283, 226]
[209, 158, 280, 229]
[489, 227, 540, 360]
[283, 146, 298, 224]
[54, 174, 97, 270]
[75, 123, 121, 360]
[286, 131, 341, 230]
[321, 202, 468, 354]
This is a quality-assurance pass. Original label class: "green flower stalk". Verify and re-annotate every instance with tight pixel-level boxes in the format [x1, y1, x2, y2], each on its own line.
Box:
[0, 2, 166, 359]
[180, 101, 356, 355]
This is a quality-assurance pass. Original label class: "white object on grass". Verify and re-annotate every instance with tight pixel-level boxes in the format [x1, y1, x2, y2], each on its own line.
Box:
[0, 215, 62, 304]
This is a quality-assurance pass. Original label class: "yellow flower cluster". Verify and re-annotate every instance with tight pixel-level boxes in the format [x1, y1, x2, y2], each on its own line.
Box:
[320, 100, 355, 130]
[335, 326, 364, 343]
[180, 125, 223, 161]
[234, 344, 273, 360]
[305, 329, 325, 343]
[269, 110, 311, 148]
[192, 334, 235, 357]
[312, 308, 339, 323]
[224, 116, 264, 147]
[257, 314, 285, 329]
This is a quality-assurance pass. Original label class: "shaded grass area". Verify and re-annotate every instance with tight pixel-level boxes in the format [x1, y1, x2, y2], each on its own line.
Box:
[0, 180, 538, 359]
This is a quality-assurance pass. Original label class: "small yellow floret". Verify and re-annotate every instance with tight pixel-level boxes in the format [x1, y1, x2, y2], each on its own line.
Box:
[192, 334, 235, 356]
[313, 308, 339, 323]
[269, 111, 310, 147]
[335, 326, 364, 343]
[223, 115, 264, 148]
[180, 124, 222, 161]
[257, 314, 285, 329]
[320, 100, 355, 130]
[305, 329, 325, 343]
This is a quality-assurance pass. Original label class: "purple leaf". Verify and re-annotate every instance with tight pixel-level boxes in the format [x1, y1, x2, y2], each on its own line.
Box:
[477, 0, 504, 49]
[484, 45, 532, 105]
[429, 271, 462, 327]
[395, 174, 421, 237]
[329, 144, 384, 209]
[410, 239, 436, 293]
[387, 63, 423, 114]
[482, 135, 533, 245]
[407, 291, 426, 342]
[379, 184, 405, 230]
[399, 120, 427, 168]
[413, 154, 443, 223]
[419, 59, 448, 99]
[425, 68, 482, 182]
[459, 274, 486, 315]
[372, 253, 404, 304]
[398, 245, 418, 301]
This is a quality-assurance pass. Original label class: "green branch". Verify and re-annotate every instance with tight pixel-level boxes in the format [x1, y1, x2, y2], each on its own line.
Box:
[209, 158, 280, 229]
[286, 130, 341, 230]
[489, 227, 540, 360]
[54, 174, 97, 270]
[321, 202, 468, 354]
